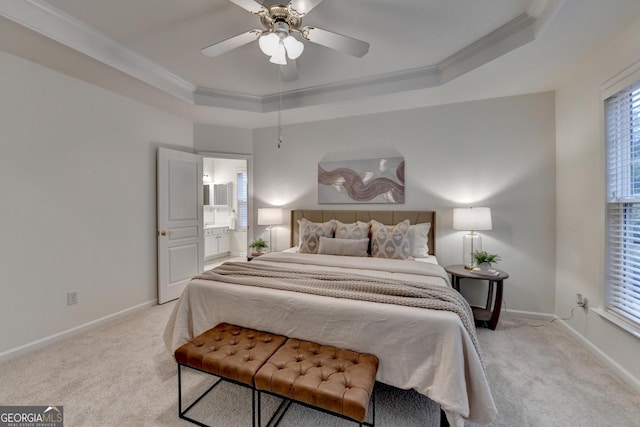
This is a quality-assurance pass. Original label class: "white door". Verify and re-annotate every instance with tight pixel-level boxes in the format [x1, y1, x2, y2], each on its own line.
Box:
[157, 148, 204, 304]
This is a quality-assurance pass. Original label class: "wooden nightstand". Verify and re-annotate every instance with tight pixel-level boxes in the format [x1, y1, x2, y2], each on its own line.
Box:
[247, 252, 264, 261]
[445, 264, 509, 330]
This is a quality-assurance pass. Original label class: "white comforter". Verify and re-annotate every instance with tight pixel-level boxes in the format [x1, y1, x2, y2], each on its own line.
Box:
[163, 252, 497, 426]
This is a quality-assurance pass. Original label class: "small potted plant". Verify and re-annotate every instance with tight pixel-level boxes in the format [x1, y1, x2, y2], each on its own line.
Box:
[473, 250, 501, 270]
[249, 238, 268, 255]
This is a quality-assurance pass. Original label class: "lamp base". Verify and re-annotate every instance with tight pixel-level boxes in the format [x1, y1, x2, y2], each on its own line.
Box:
[462, 233, 482, 269]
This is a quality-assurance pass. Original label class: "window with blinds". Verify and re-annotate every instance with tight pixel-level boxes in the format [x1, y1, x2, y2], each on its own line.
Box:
[606, 79, 640, 330]
[236, 168, 248, 229]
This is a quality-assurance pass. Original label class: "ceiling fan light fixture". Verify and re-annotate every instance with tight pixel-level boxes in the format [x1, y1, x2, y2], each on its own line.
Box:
[283, 35, 304, 59]
[269, 43, 287, 65]
[259, 32, 280, 56]
[202, 0, 369, 77]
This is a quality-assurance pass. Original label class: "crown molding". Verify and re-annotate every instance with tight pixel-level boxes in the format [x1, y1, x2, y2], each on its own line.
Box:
[196, 65, 441, 113]
[528, 0, 564, 35]
[1, 0, 552, 114]
[194, 87, 263, 112]
[261, 65, 440, 113]
[197, 12, 539, 112]
[438, 13, 536, 84]
[0, 0, 195, 103]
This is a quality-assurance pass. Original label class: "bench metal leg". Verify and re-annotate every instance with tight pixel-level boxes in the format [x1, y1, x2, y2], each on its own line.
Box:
[257, 386, 375, 427]
[178, 363, 376, 427]
[178, 363, 256, 427]
[440, 408, 450, 427]
[252, 388, 256, 427]
[259, 390, 292, 427]
[178, 364, 223, 427]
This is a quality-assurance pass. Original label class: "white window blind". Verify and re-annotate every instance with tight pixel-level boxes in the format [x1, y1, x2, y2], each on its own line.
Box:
[606, 79, 640, 329]
[236, 169, 248, 229]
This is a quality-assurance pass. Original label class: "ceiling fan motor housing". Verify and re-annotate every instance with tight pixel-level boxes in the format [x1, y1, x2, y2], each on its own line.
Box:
[260, 4, 302, 33]
[273, 20, 291, 38]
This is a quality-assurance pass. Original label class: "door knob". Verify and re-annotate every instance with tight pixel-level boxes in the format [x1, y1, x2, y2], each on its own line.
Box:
[160, 230, 169, 236]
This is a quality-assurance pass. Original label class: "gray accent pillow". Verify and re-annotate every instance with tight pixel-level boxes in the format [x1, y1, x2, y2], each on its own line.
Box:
[297, 218, 335, 254]
[334, 220, 371, 240]
[370, 219, 411, 259]
[318, 237, 369, 257]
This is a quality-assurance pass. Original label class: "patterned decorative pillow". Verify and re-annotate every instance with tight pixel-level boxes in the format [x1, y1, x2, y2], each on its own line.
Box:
[297, 218, 335, 254]
[370, 219, 411, 259]
[334, 220, 371, 240]
[408, 223, 431, 258]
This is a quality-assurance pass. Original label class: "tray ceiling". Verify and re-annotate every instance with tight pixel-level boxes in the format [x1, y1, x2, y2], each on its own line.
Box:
[2, 0, 640, 128]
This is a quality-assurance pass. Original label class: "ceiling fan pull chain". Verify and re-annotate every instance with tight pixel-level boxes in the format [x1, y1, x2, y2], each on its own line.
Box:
[278, 69, 283, 149]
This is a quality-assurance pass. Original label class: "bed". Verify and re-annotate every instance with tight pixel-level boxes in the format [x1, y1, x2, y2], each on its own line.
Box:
[164, 210, 497, 426]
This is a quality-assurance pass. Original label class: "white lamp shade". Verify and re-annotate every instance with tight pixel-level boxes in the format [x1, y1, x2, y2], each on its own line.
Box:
[257, 208, 283, 226]
[269, 43, 287, 65]
[259, 33, 280, 56]
[283, 35, 304, 59]
[452, 207, 492, 231]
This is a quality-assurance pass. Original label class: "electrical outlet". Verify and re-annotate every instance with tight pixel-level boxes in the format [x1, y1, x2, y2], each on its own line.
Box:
[67, 291, 78, 305]
[576, 293, 588, 311]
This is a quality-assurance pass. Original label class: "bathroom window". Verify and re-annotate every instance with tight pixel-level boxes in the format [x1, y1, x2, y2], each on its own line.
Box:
[236, 168, 248, 229]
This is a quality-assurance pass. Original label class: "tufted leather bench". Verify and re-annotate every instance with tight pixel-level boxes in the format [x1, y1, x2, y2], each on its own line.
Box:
[175, 324, 379, 427]
[175, 323, 287, 427]
[255, 338, 379, 426]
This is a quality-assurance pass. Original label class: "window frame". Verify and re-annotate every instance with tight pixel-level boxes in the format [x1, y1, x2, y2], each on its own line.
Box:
[603, 62, 640, 336]
[236, 167, 248, 230]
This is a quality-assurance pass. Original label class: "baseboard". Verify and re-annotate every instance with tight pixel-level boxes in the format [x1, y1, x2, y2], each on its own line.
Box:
[505, 308, 640, 392]
[555, 319, 640, 394]
[0, 299, 156, 363]
[504, 308, 555, 321]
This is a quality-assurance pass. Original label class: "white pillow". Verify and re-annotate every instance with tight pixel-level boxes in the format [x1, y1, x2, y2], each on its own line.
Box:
[408, 223, 431, 258]
[317, 237, 369, 257]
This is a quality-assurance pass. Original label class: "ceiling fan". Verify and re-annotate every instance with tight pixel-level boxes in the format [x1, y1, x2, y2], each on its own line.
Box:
[201, 0, 370, 81]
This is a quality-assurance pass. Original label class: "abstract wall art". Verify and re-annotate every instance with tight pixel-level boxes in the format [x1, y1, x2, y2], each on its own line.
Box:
[318, 157, 405, 204]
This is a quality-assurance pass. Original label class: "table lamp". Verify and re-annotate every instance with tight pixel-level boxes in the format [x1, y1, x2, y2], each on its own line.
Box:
[452, 207, 492, 269]
[257, 207, 283, 252]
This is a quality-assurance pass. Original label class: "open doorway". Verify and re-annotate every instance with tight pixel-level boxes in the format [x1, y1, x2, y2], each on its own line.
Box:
[202, 155, 249, 271]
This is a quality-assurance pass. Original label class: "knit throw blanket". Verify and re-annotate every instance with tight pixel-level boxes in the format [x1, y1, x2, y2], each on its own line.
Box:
[196, 262, 482, 362]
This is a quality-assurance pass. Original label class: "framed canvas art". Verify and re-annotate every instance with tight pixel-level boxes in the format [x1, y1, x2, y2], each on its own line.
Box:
[318, 157, 405, 204]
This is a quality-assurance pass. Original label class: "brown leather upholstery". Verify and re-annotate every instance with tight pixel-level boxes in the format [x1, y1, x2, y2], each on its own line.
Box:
[174, 323, 287, 386]
[255, 338, 379, 422]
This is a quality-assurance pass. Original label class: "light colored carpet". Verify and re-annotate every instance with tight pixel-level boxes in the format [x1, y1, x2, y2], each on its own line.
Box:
[205, 256, 248, 272]
[1, 302, 639, 426]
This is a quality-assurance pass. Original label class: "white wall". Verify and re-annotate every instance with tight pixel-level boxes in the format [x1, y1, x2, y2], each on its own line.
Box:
[556, 15, 640, 387]
[253, 93, 556, 313]
[194, 123, 252, 154]
[0, 50, 193, 356]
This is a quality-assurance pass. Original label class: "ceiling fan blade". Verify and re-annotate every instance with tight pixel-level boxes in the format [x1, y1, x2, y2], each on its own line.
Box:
[201, 30, 261, 58]
[228, 0, 267, 14]
[302, 26, 369, 57]
[288, 0, 324, 16]
[280, 59, 298, 82]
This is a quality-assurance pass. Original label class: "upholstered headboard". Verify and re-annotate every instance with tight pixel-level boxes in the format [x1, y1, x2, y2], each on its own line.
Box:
[290, 210, 436, 255]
